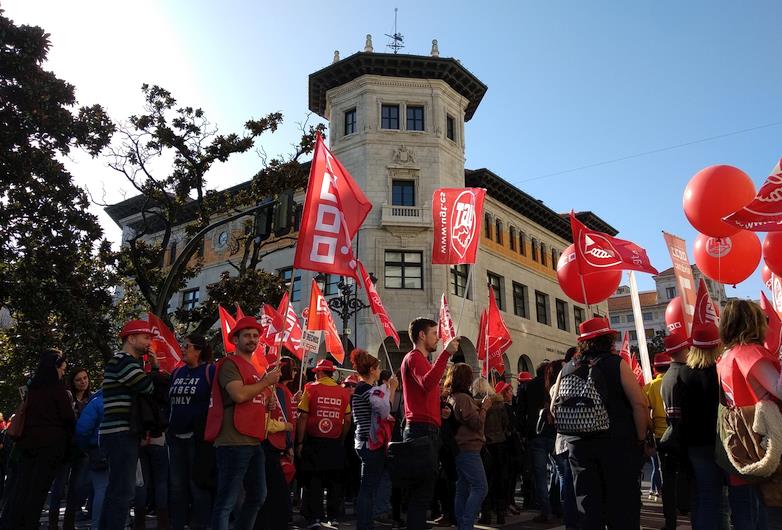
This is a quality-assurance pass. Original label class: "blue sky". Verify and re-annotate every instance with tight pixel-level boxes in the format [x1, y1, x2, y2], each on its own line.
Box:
[6, 0, 782, 298]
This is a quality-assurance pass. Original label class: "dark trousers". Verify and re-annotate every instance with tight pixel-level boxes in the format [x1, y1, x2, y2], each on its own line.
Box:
[302, 470, 342, 523]
[660, 450, 691, 530]
[403, 422, 440, 530]
[211, 445, 266, 530]
[482, 442, 509, 517]
[48, 455, 89, 525]
[168, 436, 212, 530]
[568, 437, 642, 529]
[0, 443, 65, 530]
[255, 444, 290, 530]
[100, 431, 141, 530]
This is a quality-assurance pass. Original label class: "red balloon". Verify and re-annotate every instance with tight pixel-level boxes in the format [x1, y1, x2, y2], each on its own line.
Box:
[557, 244, 622, 304]
[764, 233, 782, 277]
[664, 296, 687, 340]
[694, 231, 761, 285]
[762, 263, 774, 291]
[683, 165, 756, 237]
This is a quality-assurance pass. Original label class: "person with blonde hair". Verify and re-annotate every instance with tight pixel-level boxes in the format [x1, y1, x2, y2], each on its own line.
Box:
[717, 299, 782, 527]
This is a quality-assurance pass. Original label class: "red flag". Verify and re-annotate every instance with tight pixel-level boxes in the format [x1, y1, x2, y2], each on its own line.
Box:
[723, 159, 782, 231]
[235, 303, 245, 320]
[438, 294, 456, 346]
[259, 304, 285, 346]
[293, 133, 372, 279]
[251, 346, 269, 373]
[431, 188, 487, 264]
[618, 331, 644, 386]
[761, 292, 782, 357]
[306, 279, 345, 364]
[277, 292, 305, 360]
[477, 286, 512, 376]
[147, 313, 183, 373]
[357, 260, 400, 347]
[662, 232, 697, 334]
[570, 212, 658, 275]
[218, 305, 236, 354]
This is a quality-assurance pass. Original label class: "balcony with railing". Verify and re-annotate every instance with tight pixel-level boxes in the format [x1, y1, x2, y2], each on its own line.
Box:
[380, 203, 431, 227]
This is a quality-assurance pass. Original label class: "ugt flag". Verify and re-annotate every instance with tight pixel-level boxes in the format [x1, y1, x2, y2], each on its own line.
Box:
[723, 158, 782, 231]
[570, 211, 658, 275]
[293, 133, 372, 279]
[147, 313, 183, 373]
[357, 260, 400, 347]
[432, 188, 486, 265]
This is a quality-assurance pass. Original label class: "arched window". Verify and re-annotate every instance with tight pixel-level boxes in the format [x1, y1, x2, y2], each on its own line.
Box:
[509, 226, 517, 251]
[495, 219, 503, 245]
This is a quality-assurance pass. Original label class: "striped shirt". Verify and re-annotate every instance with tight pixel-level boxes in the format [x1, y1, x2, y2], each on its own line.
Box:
[99, 351, 154, 435]
[351, 382, 373, 448]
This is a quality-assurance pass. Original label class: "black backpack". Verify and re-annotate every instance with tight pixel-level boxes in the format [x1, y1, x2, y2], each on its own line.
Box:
[553, 356, 610, 436]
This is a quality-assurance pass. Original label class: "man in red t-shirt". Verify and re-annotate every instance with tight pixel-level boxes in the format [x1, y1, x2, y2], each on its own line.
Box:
[400, 317, 459, 530]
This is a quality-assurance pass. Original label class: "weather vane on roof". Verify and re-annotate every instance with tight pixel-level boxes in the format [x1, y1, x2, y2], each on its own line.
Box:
[385, 8, 404, 54]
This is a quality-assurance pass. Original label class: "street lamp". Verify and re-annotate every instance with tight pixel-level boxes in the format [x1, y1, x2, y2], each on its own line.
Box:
[314, 272, 377, 359]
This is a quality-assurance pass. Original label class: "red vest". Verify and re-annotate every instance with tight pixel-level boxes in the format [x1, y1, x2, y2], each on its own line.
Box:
[305, 382, 350, 439]
[205, 355, 267, 442]
[267, 384, 295, 450]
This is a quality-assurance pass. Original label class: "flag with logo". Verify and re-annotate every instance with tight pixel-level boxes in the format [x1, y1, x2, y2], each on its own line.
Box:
[761, 292, 782, 356]
[431, 188, 486, 265]
[570, 212, 658, 275]
[438, 293, 456, 346]
[218, 305, 237, 354]
[147, 313, 183, 373]
[306, 279, 345, 363]
[293, 133, 372, 279]
[618, 331, 644, 386]
[357, 260, 400, 347]
[276, 292, 305, 360]
[723, 158, 782, 231]
[662, 232, 697, 334]
[260, 303, 285, 347]
[477, 286, 512, 376]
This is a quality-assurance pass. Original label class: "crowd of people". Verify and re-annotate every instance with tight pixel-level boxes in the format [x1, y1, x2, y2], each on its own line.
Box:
[0, 298, 780, 529]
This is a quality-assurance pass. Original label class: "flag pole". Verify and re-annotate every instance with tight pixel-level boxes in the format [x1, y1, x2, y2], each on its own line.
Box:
[628, 271, 653, 384]
[370, 315, 395, 372]
[579, 272, 591, 313]
[455, 264, 474, 336]
[275, 266, 297, 367]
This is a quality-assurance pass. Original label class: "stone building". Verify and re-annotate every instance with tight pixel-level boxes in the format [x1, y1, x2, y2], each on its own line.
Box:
[107, 39, 618, 378]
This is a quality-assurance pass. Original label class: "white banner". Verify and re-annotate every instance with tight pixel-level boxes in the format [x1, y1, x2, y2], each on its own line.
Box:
[628, 271, 653, 384]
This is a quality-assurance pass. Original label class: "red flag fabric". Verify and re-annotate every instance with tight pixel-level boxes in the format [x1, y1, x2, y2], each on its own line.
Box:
[235, 303, 245, 320]
[293, 133, 372, 279]
[477, 286, 512, 376]
[761, 292, 782, 356]
[260, 304, 285, 347]
[251, 346, 269, 373]
[431, 188, 487, 264]
[691, 279, 720, 348]
[618, 331, 644, 386]
[306, 279, 345, 364]
[147, 313, 183, 373]
[723, 159, 782, 231]
[570, 212, 659, 275]
[357, 260, 400, 347]
[276, 292, 305, 360]
[438, 293, 456, 347]
[218, 305, 236, 354]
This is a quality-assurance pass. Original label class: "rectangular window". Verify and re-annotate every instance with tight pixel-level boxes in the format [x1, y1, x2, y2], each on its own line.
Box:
[487, 272, 504, 311]
[450, 264, 470, 298]
[381, 104, 400, 129]
[197, 238, 204, 259]
[512, 282, 529, 319]
[321, 274, 341, 296]
[643, 311, 653, 321]
[495, 219, 503, 245]
[629, 330, 638, 342]
[626, 315, 634, 323]
[519, 232, 527, 256]
[551, 248, 558, 269]
[344, 108, 356, 135]
[391, 180, 415, 206]
[484, 213, 493, 239]
[406, 106, 424, 131]
[535, 291, 550, 325]
[531, 238, 539, 262]
[278, 267, 302, 302]
[610, 315, 621, 325]
[385, 251, 423, 289]
[556, 299, 569, 331]
[574, 307, 585, 331]
[446, 115, 455, 141]
[665, 286, 677, 299]
[509, 226, 517, 251]
[169, 240, 177, 265]
[181, 288, 199, 311]
[645, 328, 655, 338]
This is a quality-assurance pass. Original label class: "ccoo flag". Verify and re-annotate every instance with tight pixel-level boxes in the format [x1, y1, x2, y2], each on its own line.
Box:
[306, 279, 345, 363]
[431, 188, 486, 265]
[357, 260, 400, 347]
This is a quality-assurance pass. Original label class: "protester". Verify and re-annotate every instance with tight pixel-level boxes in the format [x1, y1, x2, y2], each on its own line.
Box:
[477, 378, 509, 525]
[502, 374, 524, 516]
[74, 389, 106, 530]
[0, 349, 74, 530]
[296, 359, 352, 529]
[206, 316, 282, 530]
[551, 317, 651, 528]
[526, 362, 556, 523]
[371, 369, 396, 524]
[717, 299, 782, 527]
[341, 373, 361, 518]
[446, 363, 490, 530]
[349, 349, 398, 530]
[168, 334, 216, 530]
[513, 370, 534, 509]
[400, 317, 460, 529]
[431, 393, 457, 527]
[644, 352, 671, 500]
[547, 358, 577, 529]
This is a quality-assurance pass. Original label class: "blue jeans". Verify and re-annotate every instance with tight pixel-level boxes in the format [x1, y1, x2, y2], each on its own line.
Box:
[90, 466, 109, 530]
[688, 445, 725, 529]
[650, 452, 662, 494]
[168, 436, 212, 530]
[454, 450, 488, 530]
[100, 431, 140, 530]
[729, 484, 768, 530]
[211, 445, 266, 530]
[357, 446, 386, 530]
[554, 451, 577, 527]
[373, 470, 392, 517]
[135, 443, 169, 515]
[530, 436, 554, 516]
[403, 422, 440, 530]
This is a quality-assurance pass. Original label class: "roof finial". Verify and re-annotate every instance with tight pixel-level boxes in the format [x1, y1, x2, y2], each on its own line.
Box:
[385, 8, 404, 54]
[333, 50, 340, 64]
[430, 39, 439, 57]
[364, 34, 374, 53]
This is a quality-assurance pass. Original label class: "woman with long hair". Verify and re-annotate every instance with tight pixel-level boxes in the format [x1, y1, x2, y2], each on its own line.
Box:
[0, 349, 75, 530]
[717, 300, 782, 527]
[446, 363, 490, 530]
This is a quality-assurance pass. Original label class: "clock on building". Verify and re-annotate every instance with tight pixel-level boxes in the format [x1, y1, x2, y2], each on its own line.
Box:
[216, 231, 228, 248]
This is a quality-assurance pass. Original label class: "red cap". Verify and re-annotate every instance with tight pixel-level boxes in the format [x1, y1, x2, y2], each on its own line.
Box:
[494, 381, 511, 395]
[653, 352, 672, 368]
[120, 320, 153, 339]
[228, 316, 264, 342]
[577, 317, 618, 342]
[313, 359, 336, 373]
[691, 279, 720, 348]
[343, 374, 359, 386]
[517, 371, 533, 383]
[664, 333, 691, 354]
